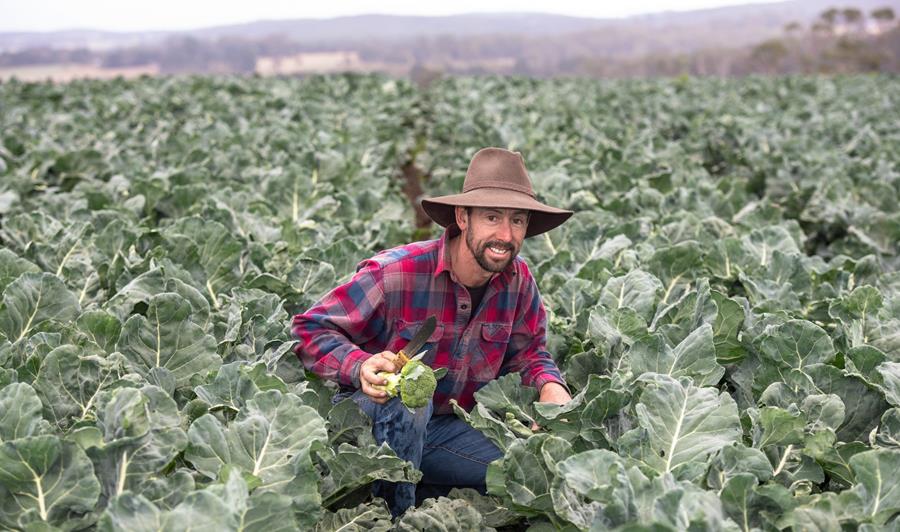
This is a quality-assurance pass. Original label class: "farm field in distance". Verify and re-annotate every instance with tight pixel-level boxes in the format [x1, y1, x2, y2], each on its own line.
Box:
[0, 73, 898, 531]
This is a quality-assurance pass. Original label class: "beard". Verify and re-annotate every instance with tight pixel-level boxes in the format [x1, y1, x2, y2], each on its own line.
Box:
[465, 230, 518, 273]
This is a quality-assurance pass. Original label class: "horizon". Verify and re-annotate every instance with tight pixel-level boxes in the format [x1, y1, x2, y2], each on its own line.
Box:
[1, 0, 789, 33]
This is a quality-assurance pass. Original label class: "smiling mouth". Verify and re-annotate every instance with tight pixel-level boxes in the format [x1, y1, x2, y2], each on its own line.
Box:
[485, 245, 512, 259]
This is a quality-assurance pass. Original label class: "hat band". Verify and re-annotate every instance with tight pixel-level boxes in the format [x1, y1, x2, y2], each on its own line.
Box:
[462, 180, 534, 198]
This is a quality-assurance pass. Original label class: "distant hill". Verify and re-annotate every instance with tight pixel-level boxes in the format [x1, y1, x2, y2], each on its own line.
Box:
[0, 13, 604, 53]
[1, 0, 895, 53]
[0, 0, 897, 80]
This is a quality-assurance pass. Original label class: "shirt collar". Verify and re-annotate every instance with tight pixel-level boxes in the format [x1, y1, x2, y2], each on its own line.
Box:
[433, 224, 517, 283]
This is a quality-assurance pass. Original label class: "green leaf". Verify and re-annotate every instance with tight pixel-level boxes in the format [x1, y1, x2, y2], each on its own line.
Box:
[238, 491, 298, 532]
[624, 374, 741, 480]
[707, 237, 751, 281]
[629, 470, 733, 530]
[99, 490, 239, 532]
[706, 443, 774, 490]
[314, 500, 392, 532]
[0, 382, 49, 442]
[804, 364, 888, 443]
[106, 269, 210, 327]
[33, 346, 127, 432]
[494, 436, 559, 517]
[0, 249, 40, 294]
[185, 389, 327, 491]
[117, 292, 220, 387]
[801, 394, 845, 431]
[98, 492, 165, 531]
[877, 362, 900, 407]
[194, 361, 287, 413]
[803, 429, 867, 487]
[474, 373, 537, 424]
[752, 406, 805, 449]
[327, 397, 375, 447]
[709, 290, 746, 365]
[555, 449, 631, 504]
[846, 449, 900, 525]
[744, 226, 801, 268]
[315, 442, 422, 507]
[162, 217, 244, 305]
[776, 494, 842, 532]
[0, 435, 100, 529]
[829, 285, 883, 327]
[87, 386, 188, 503]
[394, 496, 493, 532]
[0, 272, 80, 343]
[629, 324, 724, 387]
[757, 319, 836, 371]
[646, 241, 704, 301]
[447, 488, 519, 528]
[600, 270, 663, 322]
[718, 473, 756, 532]
[74, 310, 123, 354]
[873, 408, 900, 449]
[534, 374, 628, 446]
[452, 400, 519, 452]
[586, 307, 647, 360]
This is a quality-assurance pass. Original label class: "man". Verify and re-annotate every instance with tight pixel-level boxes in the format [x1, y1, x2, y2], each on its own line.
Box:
[291, 147, 573, 516]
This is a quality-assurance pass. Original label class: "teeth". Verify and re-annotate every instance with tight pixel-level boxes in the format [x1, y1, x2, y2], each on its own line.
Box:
[489, 247, 509, 254]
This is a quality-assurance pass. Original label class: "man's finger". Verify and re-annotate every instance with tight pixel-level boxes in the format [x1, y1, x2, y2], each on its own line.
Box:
[362, 384, 388, 401]
[361, 363, 395, 387]
[361, 366, 386, 386]
[366, 356, 397, 375]
[360, 378, 390, 403]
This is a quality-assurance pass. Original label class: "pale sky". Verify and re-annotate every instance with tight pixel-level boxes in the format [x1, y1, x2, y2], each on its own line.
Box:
[1, 0, 785, 32]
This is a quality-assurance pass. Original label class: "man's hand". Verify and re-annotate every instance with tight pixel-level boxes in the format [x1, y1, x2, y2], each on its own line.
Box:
[538, 381, 571, 405]
[359, 351, 399, 404]
[532, 382, 572, 431]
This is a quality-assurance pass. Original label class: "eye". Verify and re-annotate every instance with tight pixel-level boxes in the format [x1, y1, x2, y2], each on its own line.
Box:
[486, 215, 498, 222]
[512, 217, 525, 226]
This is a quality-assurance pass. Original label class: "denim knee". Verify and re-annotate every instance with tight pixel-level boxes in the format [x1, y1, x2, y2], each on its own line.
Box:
[349, 390, 433, 427]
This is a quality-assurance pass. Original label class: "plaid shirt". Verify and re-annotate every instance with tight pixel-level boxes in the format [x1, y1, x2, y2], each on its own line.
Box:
[291, 225, 566, 414]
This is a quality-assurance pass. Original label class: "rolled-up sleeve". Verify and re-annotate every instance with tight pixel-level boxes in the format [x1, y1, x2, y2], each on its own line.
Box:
[499, 267, 567, 392]
[291, 260, 386, 388]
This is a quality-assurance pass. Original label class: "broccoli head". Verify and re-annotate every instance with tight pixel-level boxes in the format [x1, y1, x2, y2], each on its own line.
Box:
[373, 355, 446, 410]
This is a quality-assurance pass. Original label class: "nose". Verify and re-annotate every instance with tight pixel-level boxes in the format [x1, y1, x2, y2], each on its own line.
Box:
[495, 219, 513, 242]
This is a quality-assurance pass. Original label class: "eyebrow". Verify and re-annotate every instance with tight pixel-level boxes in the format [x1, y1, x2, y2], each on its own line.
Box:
[484, 208, 529, 217]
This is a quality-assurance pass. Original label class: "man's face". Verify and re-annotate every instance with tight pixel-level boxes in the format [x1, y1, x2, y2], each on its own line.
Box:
[461, 207, 529, 273]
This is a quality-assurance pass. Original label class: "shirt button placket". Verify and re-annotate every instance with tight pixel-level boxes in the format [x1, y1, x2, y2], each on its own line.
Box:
[452, 285, 471, 358]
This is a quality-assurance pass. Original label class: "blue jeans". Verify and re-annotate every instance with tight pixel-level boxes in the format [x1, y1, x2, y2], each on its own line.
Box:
[336, 390, 503, 516]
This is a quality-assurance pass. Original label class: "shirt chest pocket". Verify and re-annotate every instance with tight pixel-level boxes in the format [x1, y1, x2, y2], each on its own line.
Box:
[393, 319, 445, 360]
[469, 322, 512, 381]
[481, 323, 512, 344]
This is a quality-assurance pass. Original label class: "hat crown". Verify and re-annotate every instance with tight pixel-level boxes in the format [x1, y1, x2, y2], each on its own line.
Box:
[463, 148, 535, 198]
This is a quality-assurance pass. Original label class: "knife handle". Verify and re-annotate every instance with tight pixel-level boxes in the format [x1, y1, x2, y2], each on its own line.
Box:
[393, 350, 410, 371]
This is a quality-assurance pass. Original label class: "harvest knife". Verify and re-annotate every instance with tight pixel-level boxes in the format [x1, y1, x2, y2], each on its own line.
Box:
[394, 315, 437, 369]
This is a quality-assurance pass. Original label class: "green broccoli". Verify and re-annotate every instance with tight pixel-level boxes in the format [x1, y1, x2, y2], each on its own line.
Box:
[374, 353, 447, 409]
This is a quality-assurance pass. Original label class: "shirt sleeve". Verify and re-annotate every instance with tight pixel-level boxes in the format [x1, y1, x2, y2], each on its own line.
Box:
[499, 264, 568, 392]
[290, 260, 386, 388]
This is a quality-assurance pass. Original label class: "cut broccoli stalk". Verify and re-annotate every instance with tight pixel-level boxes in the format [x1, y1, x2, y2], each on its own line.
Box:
[373, 355, 446, 409]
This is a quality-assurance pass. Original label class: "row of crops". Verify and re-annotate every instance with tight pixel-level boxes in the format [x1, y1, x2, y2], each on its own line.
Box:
[0, 73, 898, 531]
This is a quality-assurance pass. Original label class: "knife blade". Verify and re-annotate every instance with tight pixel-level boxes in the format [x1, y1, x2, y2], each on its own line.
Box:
[395, 315, 437, 369]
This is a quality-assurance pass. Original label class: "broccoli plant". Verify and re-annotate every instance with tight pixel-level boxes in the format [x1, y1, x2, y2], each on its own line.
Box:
[375, 353, 447, 410]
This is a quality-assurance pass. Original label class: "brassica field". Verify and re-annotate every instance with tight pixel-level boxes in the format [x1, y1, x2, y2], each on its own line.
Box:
[0, 74, 898, 531]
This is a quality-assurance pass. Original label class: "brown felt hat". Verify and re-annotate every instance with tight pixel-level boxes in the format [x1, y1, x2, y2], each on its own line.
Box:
[421, 148, 573, 238]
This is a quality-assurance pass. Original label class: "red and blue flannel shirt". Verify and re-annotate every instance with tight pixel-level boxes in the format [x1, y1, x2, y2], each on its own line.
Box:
[291, 225, 566, 415]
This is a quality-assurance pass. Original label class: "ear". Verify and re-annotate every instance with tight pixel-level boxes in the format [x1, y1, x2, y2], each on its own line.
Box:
[454, 206, 468, 230]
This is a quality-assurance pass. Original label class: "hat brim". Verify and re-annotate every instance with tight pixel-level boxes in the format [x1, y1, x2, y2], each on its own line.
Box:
[421, 188, 573, 238]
